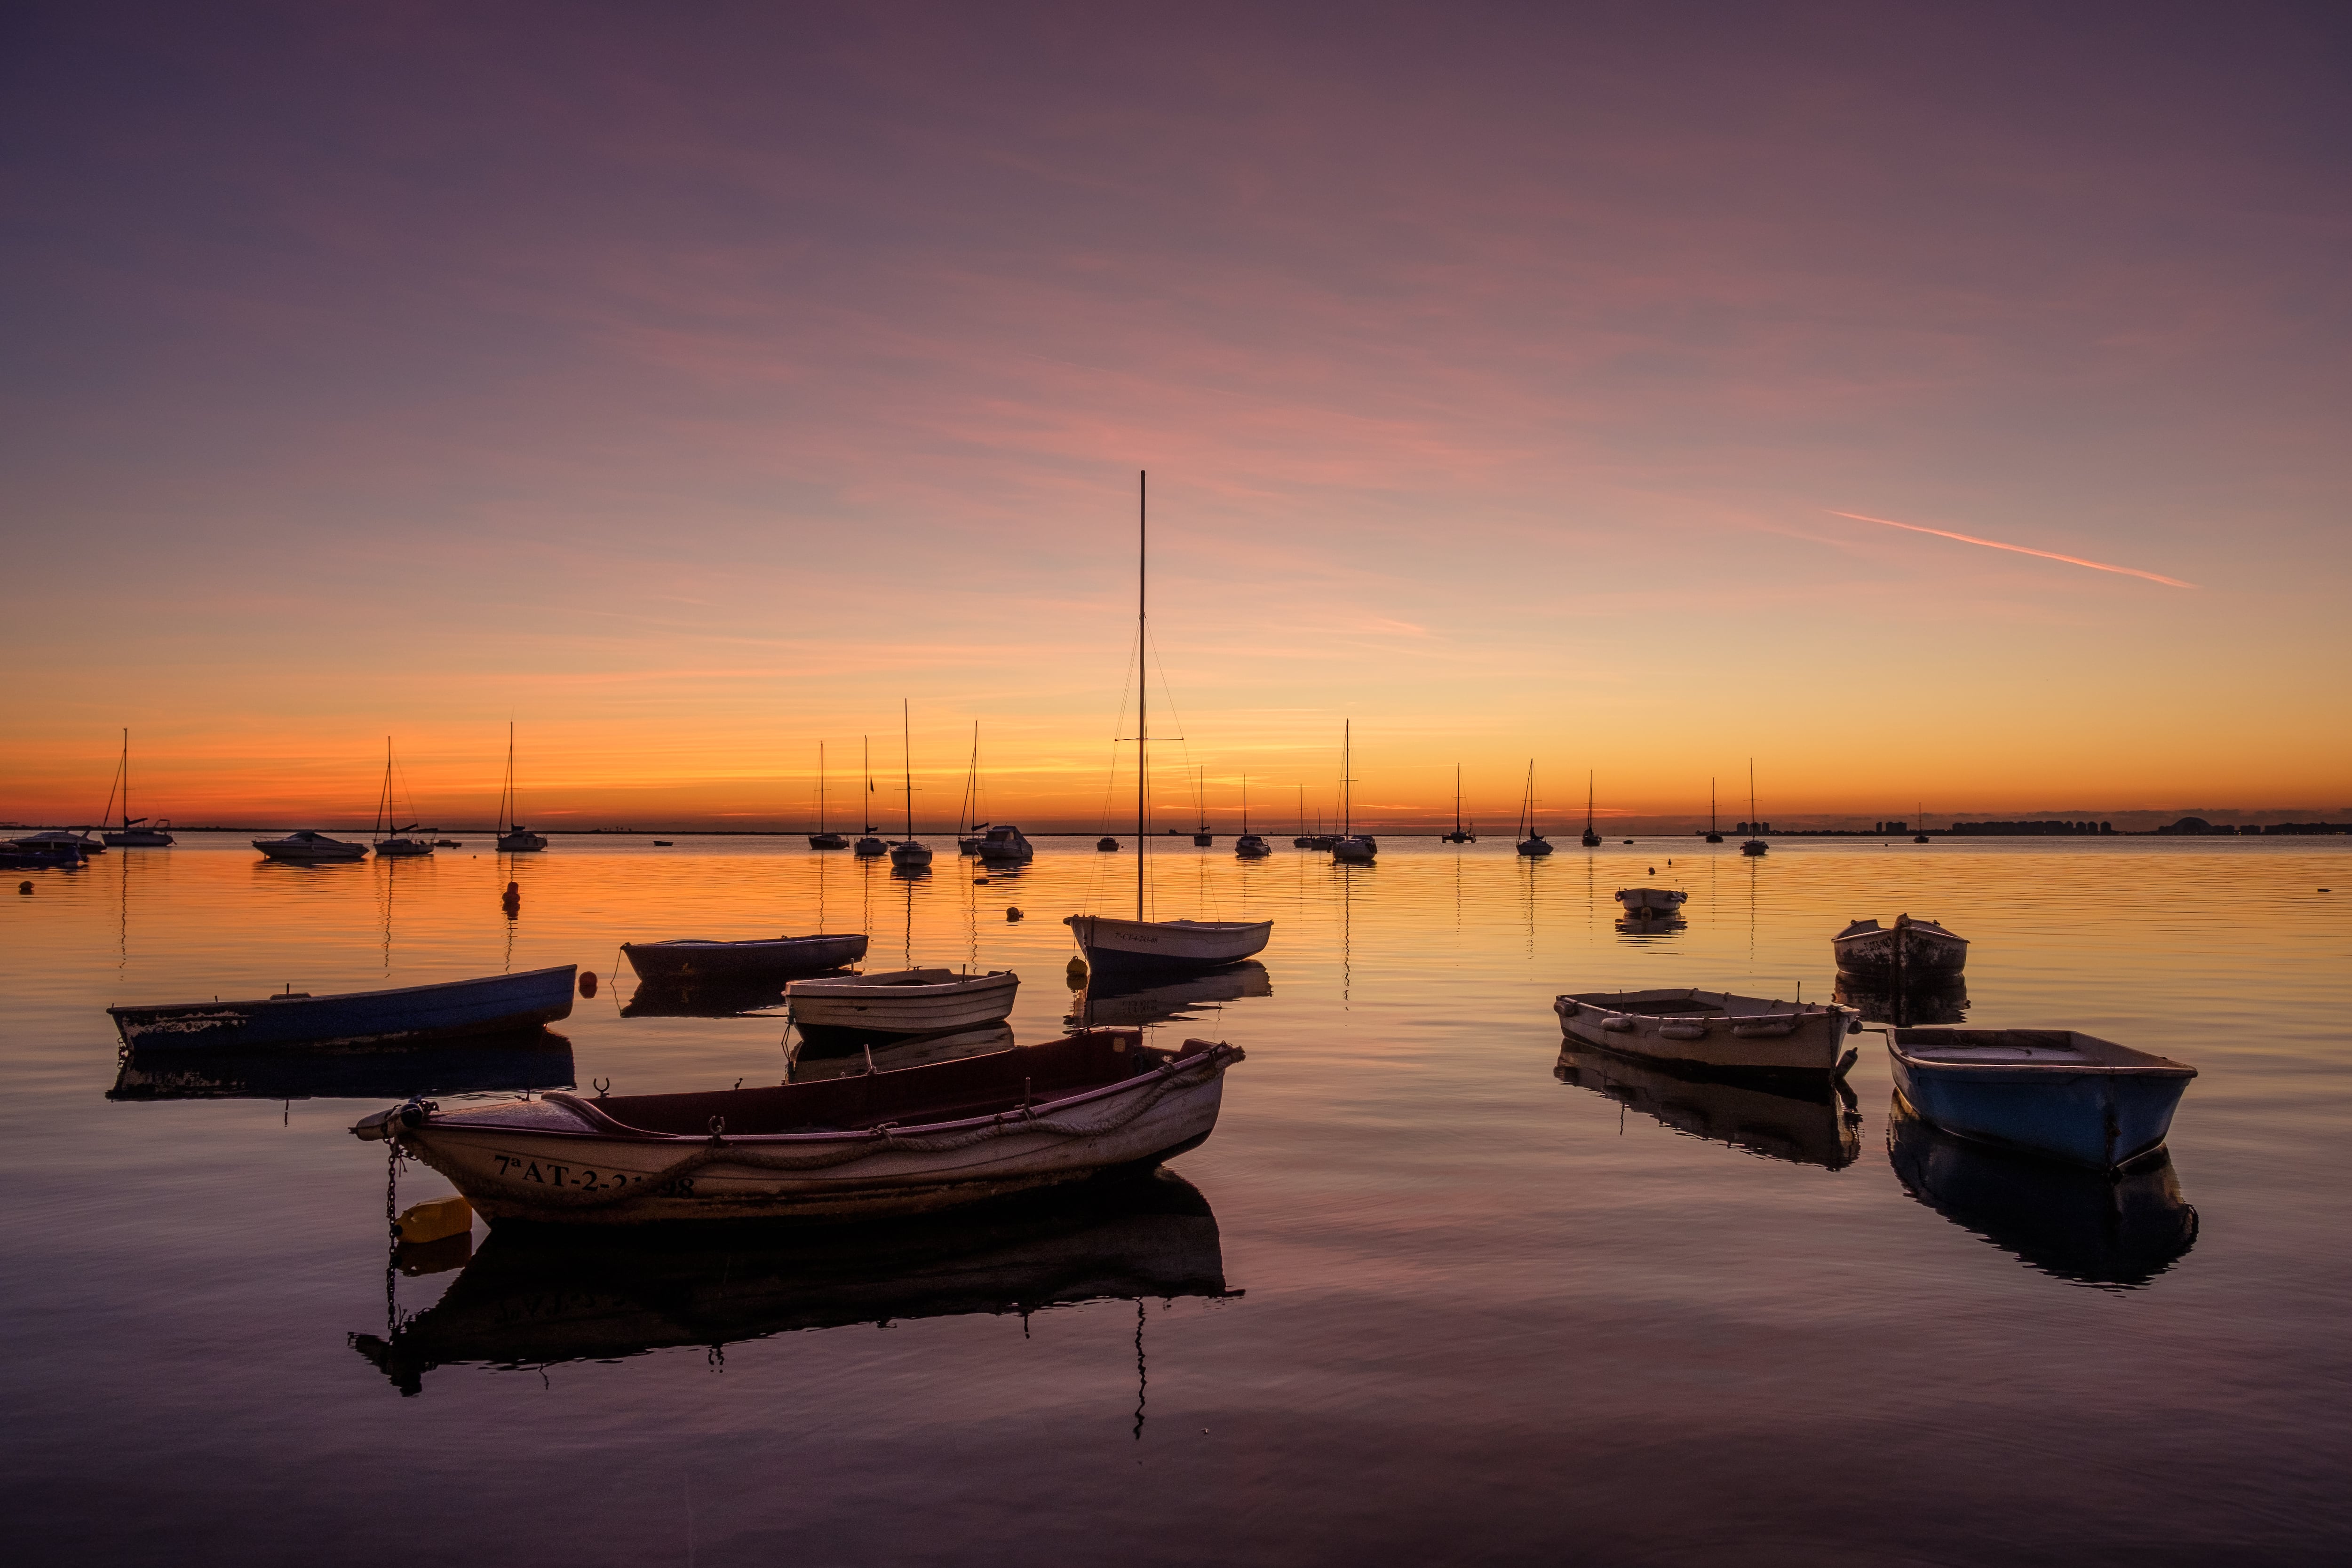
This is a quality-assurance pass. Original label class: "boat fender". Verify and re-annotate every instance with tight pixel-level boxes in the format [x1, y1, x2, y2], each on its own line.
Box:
[350, 1108, 397, 1142]
[1601, 1015, 1636, 1033]
[1659, 1023, 1707, 1040]
[1066, 956, 1089, 988]
[1835, 1047, 1859, 1077]
[397, 1097, 439, 1130]
[578, 970, 597, 998]
[1847, 1017, 1862, 1034]
[1006, 907, 1024, 920]
[1555, 999, 1579, 1016]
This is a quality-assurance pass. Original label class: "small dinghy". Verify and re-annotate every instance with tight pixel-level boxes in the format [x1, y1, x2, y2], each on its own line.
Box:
[1832, 913, 1968, 980]
[351, 1029, 1246, 1224]
[1065, 914, 1272, 974]
[620, 932, 869, 985]
[1554, 987, 1859, 1077]
[786, 966, 1018, 1044]
[109, 966, 576, 1051]
[1614, 887, 1687, 918]
[1885, 1028, 2195, 1170]
[254, 829, 368, 863]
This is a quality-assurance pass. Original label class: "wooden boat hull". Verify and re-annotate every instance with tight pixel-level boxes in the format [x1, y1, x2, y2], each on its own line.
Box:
[789, 1022, 1016, 1081]
[786, 968, 1019, 1040]
[1832, 917, 1968, 980]
[362, 1033, 1243, 1224]
[1886, 1028, 2194, 1170]
[1554, 988, 1858, 1076]
[1886, 1095, 2198, 1285]
[1064, 913, 1272, 973]
[621, 933, 869, 985]
[109, 966, 577, 1051]
[1554, 1042, 1860, 1170]
[1614, 887, 1687, 918]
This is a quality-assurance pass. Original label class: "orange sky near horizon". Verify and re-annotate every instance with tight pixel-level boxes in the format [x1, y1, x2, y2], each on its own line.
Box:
[6, 7, 2348, 828]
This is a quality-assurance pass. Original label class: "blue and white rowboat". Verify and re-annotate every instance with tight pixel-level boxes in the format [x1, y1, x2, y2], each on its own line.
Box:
[108, 966, 576, 1051]
[1885, 1027, 2195, 1170]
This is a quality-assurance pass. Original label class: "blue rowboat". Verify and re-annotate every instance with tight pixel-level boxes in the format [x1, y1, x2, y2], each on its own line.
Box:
[1886, 1027, 2195, 1170]
[107, 966, 576, 1052]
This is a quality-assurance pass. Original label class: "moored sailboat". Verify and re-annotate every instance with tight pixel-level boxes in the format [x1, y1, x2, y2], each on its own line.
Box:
[1580, 771, 1601, 847]
[1329, 721, 1375, 862]
[853, 736, 888, 857]
[808, 742, 847, 849]
[1443, 764, 1475, 843]
[494, 724, 548, 852]
[100, 729, 173, 847]
[1516, 761, 1552, 856]
[372, 737, 435, 857]
[1741, 760, 1768, 856]
[887, 701, 934, 871]
[1234, 776, 1269, 857]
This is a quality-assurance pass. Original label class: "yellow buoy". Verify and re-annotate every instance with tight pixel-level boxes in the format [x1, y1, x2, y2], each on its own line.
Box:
[396, 1194, 473, 1245]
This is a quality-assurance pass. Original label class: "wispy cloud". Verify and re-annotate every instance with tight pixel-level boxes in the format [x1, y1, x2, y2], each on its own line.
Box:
[1829, 511, 2197, 588]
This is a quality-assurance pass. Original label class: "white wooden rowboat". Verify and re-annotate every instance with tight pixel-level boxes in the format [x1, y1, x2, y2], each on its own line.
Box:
[1065, 914, 1271, 974]
[352, 1030, 1244, 1223]
[1614, 887, 1687, 918]
[786, 967, 1018, 1043]
[1554, 987, 1859, 1076]
[1832, 914, 1968, 981]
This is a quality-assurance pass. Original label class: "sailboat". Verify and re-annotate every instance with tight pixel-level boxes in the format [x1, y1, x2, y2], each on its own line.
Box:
[1516, 761, 1553, 856]
[1741, 760, 1769, 856]
[1443, 764, 1475, 843]
[1065, 471, 1272, 974]
[1580, 772, 1602, 847]
[1704, 778, 1723, 843]
[1915, 800, 1931, 845]
[853, 736, 888, 856]
[1331, 721, 1375, 862]
[887, 702, 934, 870]
[494, 725, 548, 852]
[808, 743, 847, 849]
[1234, 777, 1269, 857]
[371, 739, 435, 857]
[956, 723, 985, 854]
[1293, 784, 1314, 849]
[100, 729, 174, 847]
[1191, 765, 1214, 846]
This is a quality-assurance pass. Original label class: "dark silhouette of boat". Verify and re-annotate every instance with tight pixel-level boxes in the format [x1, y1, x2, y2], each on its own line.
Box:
[1070, 961, 1271, 1029]
[109, 1031, 575, 1101]
[108, 966, 576, 1051]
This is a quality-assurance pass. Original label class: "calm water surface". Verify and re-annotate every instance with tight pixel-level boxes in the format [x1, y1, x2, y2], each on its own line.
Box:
[5, 834, 2349, 1565]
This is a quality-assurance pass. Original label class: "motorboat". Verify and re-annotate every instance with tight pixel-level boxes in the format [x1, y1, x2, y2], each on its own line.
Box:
[351, 1029, 1246, 1224]
[1064, 473, 1275, 975]
[9, 829, 104, 858]
[109, 966, 577, 1051]
[253, 830, 368, 863]
[1886, 1096, 2198, 1286]
[1066, 913, 1272, 975]
[1885, 1027, 2196, 1170]
[975, 824, 1035, 863]
[1234, 834, 1270, 858]
[785, 966, 1019, 1045]
[348, 1168, 1232, 1393]
[620, 932, 869, 985]
[1832, 913, 1968, 981]
[1554, 987, 1859, 1077]
[493, 723, 548, 851]
[0, 842, 87, 870]
[1554, 1041, 1860, 1171]
[1615, 887, 1688, 918]
[1097, 836, 1120, 852]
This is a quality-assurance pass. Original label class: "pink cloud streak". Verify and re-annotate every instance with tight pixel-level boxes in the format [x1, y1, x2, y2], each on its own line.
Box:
[1829, 511, 2197, 588]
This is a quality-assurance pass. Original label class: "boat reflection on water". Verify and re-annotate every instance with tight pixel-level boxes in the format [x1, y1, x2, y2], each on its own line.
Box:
[350, 1167, 1235, 1395]
[1553, 1042, 1861, 1171]
[618, 978, 828, 1018]
[786, 1022, 1016, 1081]
[107, 1029, 575, 1102]
[1886, 1094, 2198, 1287]
[1069, 961, 1271, 1029]
[1613, 915, 1687, 941]
[1834, 974, 1970, 1026]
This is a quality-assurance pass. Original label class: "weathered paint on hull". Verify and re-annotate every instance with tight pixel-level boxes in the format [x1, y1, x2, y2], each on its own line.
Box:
[1065, 914, 1271, 974]
[622, 934, 869, 984]
[1555, 994, 1856, 1076]
[1887, 1056, 2190, 1169]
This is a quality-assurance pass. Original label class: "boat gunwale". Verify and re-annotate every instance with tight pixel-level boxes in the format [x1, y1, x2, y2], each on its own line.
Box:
[421, 1037, 1237, 1146]
[1558, 988, 1850, 1025]
[1885, 1027, 2193, 1077]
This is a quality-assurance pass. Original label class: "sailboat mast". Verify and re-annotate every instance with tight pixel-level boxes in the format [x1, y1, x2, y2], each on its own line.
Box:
[1749, 758, 1757, 828]
[818, 742, 826, 834]
[1586, 770, 1595, 834]
[902, 700, 914, 838]
[863, 736, 873, 834]
[121, 728, 130, 830]
[1137, 470, 1148, 922]
[1342, 721, 1351, 836]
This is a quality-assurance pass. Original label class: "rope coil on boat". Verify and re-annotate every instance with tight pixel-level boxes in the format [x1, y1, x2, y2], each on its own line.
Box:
[409, 1046, 1241, 1211]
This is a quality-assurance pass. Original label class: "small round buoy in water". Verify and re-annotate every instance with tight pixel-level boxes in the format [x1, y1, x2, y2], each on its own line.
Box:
[1066, 955, 1088, 988]
[16, 881, 29, 895]
[1647, 866, 1654, 875]
[1006, 906, 1024, 921]
[579, 971, 598, 998]
[974, 876, 989, 884]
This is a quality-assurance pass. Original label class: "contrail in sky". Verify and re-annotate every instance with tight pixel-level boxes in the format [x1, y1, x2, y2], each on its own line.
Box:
[1829, 511, 2197, 588]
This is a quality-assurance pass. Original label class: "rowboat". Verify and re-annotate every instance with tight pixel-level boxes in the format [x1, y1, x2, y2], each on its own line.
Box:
[621, 932, 868, 985]
[348, 1168, 1232, 1393]
[253, 830, 368, 863]
[1832, 913, 1969, 980]
[351, 1029, 1245, 1224]
[109, 965, 577, 1051]
[1885, 1027, 2195, 1170]
[1614, 887, 1687, 918]
[786, 967, 1018, 1044]
[1553, 1041, 1860, 1170]
[789, 1022, 1015, 1081]
[1065, 913, 1272, 974]
[1554, 987, 1859, 1077]
[1887, 1094, 2198, 1285]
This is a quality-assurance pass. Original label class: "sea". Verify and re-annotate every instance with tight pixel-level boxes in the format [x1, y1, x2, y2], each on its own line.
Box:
[3, 832, 2347, 1565]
